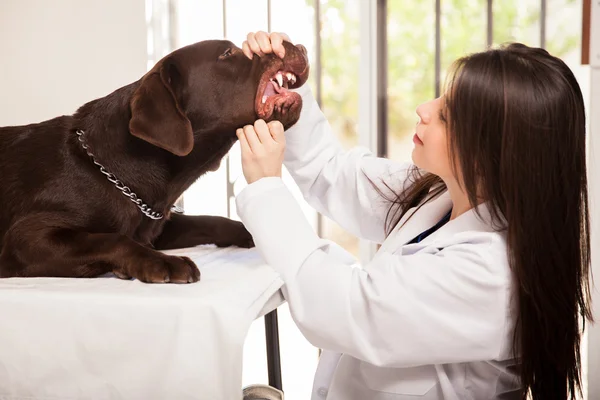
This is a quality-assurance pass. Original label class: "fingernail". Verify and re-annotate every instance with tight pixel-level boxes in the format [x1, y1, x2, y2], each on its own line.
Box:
[279, 52, 285, 58]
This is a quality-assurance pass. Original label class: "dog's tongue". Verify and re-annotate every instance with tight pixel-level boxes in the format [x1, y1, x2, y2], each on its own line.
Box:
[261, 81, 286, 104]
[264, 83, 277, 97]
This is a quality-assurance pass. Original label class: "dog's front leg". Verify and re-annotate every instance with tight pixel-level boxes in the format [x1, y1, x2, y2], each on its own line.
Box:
[0, 213, 200, 283]
[153, 213, 254, 250]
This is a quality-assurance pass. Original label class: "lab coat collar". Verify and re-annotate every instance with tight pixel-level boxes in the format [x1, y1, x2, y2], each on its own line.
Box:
[379, 190, 505, 254]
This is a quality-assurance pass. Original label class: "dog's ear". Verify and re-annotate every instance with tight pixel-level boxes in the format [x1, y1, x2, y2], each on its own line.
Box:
[129, 61, 194, 156]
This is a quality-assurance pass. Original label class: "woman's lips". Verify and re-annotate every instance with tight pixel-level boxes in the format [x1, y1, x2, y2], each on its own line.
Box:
[413, 133, 424, 145]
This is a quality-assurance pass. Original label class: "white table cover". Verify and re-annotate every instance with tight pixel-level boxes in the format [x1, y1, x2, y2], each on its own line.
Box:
[0, 245, 284, 400]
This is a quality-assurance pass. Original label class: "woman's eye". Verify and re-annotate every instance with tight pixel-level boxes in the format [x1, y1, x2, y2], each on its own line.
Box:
[438, 109, 447, 123]
[219, 48, 233, 59]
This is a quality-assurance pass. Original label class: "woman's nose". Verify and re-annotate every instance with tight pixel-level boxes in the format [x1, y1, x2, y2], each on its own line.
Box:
[416, 103, 430, 124]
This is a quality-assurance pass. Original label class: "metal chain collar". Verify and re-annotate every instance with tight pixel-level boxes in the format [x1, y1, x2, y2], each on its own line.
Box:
[76, 129, 180, 220]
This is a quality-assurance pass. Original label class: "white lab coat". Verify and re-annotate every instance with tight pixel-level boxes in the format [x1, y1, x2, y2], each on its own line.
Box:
[236, 85, 521, 399]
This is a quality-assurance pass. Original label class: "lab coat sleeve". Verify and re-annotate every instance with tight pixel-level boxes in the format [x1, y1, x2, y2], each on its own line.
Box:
[236, 178, 509, 368]
[283, 85, 413, 244]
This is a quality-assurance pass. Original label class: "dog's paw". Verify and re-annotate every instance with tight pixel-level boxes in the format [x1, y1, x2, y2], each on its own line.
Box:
[113, 269, 132, 280]
[216, 221, 255, 248]
[119, 255, 200, 284]
[235, 229, 255, 248]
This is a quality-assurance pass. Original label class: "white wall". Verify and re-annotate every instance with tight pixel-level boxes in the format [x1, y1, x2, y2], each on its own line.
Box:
[588, 71, 600, 399]
[0, 0, 147, 126]
[588, 1, 600, 398]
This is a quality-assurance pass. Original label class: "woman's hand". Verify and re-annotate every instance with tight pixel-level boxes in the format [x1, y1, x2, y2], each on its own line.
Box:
[236, 119, 286, 184]
[242, 31, 291, 59]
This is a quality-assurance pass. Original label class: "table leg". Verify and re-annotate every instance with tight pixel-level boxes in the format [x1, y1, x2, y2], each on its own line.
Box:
[265, 309, 283, 391]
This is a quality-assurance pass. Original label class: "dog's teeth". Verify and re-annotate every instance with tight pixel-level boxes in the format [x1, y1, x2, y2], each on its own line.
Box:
[276, 72, 283, 87]
[290, 74, 296, 85]
[285, 72, 294, 83]
[262, 95, 268, 104]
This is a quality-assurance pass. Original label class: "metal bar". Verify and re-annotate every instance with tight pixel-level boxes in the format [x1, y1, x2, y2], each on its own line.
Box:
[168, 0, 177, 53]
[167, 0, 184, 212]
[315, 0, 322, 107]
[487, 0, 493, 48]
[435, 0, 441, 98]
[587, 56, 600, 400]
[225, 161, 233, 218]
[222, 0, 227, 39]
[220, 0, 243, 223]
[267, 0, 272, 32]
[583, 0, 591, 64]
[315, 0, 323, 238]
[223, 0, 233, 219]
[358, 0, 382, 263]
[265, 310, 283, 391]
[540, 0, 546, 48]
[592, 0, 600, 67]
[376, 0, 387, 158]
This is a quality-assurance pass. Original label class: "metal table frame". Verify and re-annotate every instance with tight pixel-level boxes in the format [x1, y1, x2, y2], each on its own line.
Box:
[265, 310, 283, 391]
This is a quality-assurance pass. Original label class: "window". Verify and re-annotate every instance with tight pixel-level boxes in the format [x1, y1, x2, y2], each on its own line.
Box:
[148, 1, 590, 398]
[386, 1, 588, 398]
[147, 2, 322, 398]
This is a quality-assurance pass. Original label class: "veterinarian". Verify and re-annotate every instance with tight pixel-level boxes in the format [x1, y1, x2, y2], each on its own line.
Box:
[234, 31, 592, 400]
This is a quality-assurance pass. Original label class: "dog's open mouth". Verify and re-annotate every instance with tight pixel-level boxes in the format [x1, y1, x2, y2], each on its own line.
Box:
[254, 44, 309, 122]
[255, 69, 302, 120]
[262, 71, 297, 105]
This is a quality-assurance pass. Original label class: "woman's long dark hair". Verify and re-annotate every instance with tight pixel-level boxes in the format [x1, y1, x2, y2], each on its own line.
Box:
[381, 43, 593, 399]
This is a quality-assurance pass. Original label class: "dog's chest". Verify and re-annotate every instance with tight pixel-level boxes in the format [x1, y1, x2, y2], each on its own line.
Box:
[120, 213, 167, 247]
[141, 222, 167, 247]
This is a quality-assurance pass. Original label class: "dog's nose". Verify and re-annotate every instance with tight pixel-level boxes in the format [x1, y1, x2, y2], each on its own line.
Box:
[295, 44, 307, 56]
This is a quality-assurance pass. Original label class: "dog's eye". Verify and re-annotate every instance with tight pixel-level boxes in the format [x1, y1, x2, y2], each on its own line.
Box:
[219, 48, 233, 60]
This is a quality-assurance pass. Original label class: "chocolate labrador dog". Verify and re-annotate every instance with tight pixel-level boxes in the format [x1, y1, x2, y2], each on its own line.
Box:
[0, 40, 309, 283]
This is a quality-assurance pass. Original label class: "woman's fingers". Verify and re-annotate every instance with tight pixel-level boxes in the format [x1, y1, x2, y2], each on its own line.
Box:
[236, 128, 251, 153]
[280, 32, 291, 42]
[253, 119, 273, 145]
[255, 31, 273, 55]
[245, 32, 265, 58]
[270, 32, 289, 58]
[237, 120, 285, 155]
[239, 120, 281, 155]
[267, 121, 285, 143]
[242, 124, 263, 153]
[242, 40, 253, 59]
[237, 120, 286, 184]
[243, 31, 292, 59]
